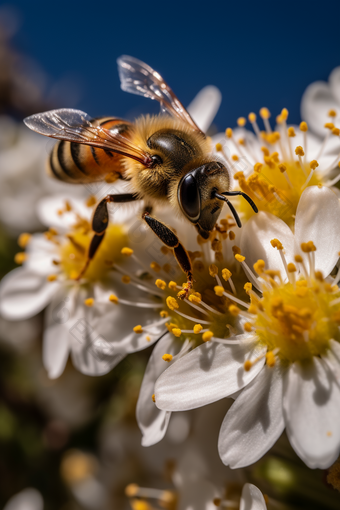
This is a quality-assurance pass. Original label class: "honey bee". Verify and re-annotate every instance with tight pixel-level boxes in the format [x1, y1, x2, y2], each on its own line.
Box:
[24, 55, 257, 295]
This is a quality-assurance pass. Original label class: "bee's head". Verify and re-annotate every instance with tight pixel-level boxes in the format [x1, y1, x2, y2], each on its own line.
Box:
[178, 160, 257, 237]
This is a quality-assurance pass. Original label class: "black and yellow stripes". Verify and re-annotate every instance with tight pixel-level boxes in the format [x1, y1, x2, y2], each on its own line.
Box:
[47, 117, 131, 183]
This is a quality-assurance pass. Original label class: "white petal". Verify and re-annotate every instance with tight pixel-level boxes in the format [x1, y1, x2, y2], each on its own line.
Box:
[240, 484, 267, 510]
[295, 186, 340, 276]
[4, 488, 43, 510]
[37, 194, 91, 230]
[155, 337, 266, 411]
[187, 86, 222, 133]
[218, 365, 284, 468]
[240, 211, 295, 272]
[136, 333, 180, 446]
[329, 66, 340, 105]
[301, 81, 336, 137]
[25, 234, 57, 275]
[283, 358, 340, 469]
[0, 267, 59, 320]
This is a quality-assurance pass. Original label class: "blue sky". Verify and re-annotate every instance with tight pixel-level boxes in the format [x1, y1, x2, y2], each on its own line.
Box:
[6, 0, 340, 129]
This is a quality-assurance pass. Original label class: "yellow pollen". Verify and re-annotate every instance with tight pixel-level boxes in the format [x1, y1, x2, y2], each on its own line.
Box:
[229, 231, 235, 241]
[125, 484, 139, 497]
[237, 116, 246, 127]
[193, 324, 203, 334]
[271, 238, 283, 250]
[235, 253, 245, 262]
[301, 241, 316, 253]
[160, 310, 168, 318]
[189, 293, 202, 304]
[226, 128, 233, 138]
[287, 263, 297, 273]
[133, 325, 143, 334]
[244, 322, 253, 332]
[18, 233, 31, 248]
[209, 264, 218, 277]
[238, 138, 245, 146]
[84, 298, 94, 307]
[281, 108, 289, 120]
[254, 259, 265, 274]
[287, 127, 296, 137]
[150, 261, 161, 272]
[122, 275, 131, 284]
[332, 127, 340, 136]
[300, 121, 308, 132]
[162, 353, 173, 362]
[232, 154, 239, 161]
[14, 252, 27, 264]
[276, 115, 283, 124]
[295, 255, 303, 263]
[177, 289, 187, 299]
[222, 268, 232, 282]
[152, 394, 156, 402]
[109, 294, 119, 304]
[248, 304, 257, 314]
[244, 360, 253, 371]
[278, 163, 287, 173]
[214, 285, 225, 297]
[47, 273, 57, 282]
[328, 109, 337, 118]
[315, 271, 323, 281]
[155, 279, 167, 290]
[232, 246, 241, 256]
[121, 247, 133, 256]
[261, 146, 270, 156]
[86, 195, 97, 207]
[166, 296, 179, 310]
[266, 351, 276, 367]
[248, 112, 256, 123]
[202, 331, 214, 342]
[295, 146, 304, 156]
[168, 281, 177, 291]
[254, 162, 263, 173]
[64, 200, 72, 212]
[244, 282, 252, 294]
[325, 122, 334, 130]
[260, 107, 271, 119]
[215, 142, 223, 152]
[212, 239, 222, 252]
[229, 304, 240, 316]
[310, 160, 319, 170]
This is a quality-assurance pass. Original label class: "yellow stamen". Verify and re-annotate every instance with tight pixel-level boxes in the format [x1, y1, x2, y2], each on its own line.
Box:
[281, 108, 289, 120]
[295, 255, 303, 263]
[168, 281, 177, 291]
[18, 233, 31, 248]
[226, 128, 233, 138]
[160, 310, 168, 318]
[332, 127, 340, 136]
[14, 252, 27, 264]
[244, 360, 253, 371]
[155, 279, 167, 290]
[260, 107, 271, 119]
[237, 117, 246, 127]
[202, 331, 213, 342]
[166, 296, 179, 310]
[215, 142, 223, 152]
[133, 325, 143, 334]
[254, 162, 263, 173]
[244, 322, 253, 332]
[109, 294, 119, 304]
[266, 351, 276, 367]
[329, 109, 337, 118]
[222, 268, 232, 281]
[214, 285, 225, 297]
[287, 263, 297, 273]
[229, 231, 235, 241]
[278, 163, 286, 173]
[248, 112, 256, 123]
[244, 282, 252, 294]
[162, 353, 173, 362]
[271, 238, 283, 250]
[193, 324, 203, 334]
[254, 259, 265, 274]
[121, 247, 133, 256]
[152, 394, 156, 402]
[232, 154, 239, 161]
[146, 336, 151, 342]
[189, 292, 202, 304]
[229, 305, 240, 316]
[84, 298, 94, 307]
[122, 275, 131, 284]
[86, 195, 97, 207]
[295, 146, 304, 157]
[325, 122, 334, 130]
[209, 264, 218, 277]
[288, 127, 296, 137]
[177, 289, 187, 299]
[235, 253, 245, 262]
[47, 273, 57, 282]
[150, 261, 161, 272]
[300, 121, 308, 132]
[310, 160, 319, 170]
[172, 328, 182, 337]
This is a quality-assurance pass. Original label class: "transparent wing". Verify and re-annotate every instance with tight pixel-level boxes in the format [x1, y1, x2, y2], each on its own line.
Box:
[117, 55, 203, 134]
[24, 108, 152, 166]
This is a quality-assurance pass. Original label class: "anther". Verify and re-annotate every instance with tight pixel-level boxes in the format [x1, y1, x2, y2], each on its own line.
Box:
[235, 254, 245, 262]
[244, 322, 253, 332]
[329, 109, 337, 118]
[109, 294, 119, 304]
[288, 127, 296, 137]
[172, 328, 182, 337]
[260, 107, 271, 119]
[162, 353, 173, 362]
[266, 351, 276, 367]
[295, 146, 304, 156]
[189, 293, 202, 304]
[209, 264, 218, 277]
[222, 268, 232, 281]
[287, 263, 297, 272]
[133, 325, 143, 334]
[244, 360, 253, 371]
[254, 259, 265, 274]
[226, 128, 233, 138]
[150, 261, 161, 272]
[122, 275, 131, 284]
[155, 279, 167, 290]
[14, 252, 27, 264]
[166, 296, 179, 310]
[84, 298, 94, 307]
[47, 273, 57, 282]
[160, 310, 168, 318]
[229, 231, 235, 241]
[300, 121, 308, 132]
[86, 195, 97, 207]
[121, 247, 133, 256]
[232, 154, 239, 161]
[332, 127, 340, 136]
[152, 394, 156, 403]
[248, 112, 256, 123]
[244, 282, 252, 294]
[229, 305, 240, 316]
[202, 331, 213, 342]
[214, 286, 224, 297]
[271, 238, 283, 250]
[325, 122, 335, 130]
[215, 142, 223, 152]
[18, 233, 31, 248]
[193, 324, 203, 334]
[254, 162, 262, 173]
[278, 163, 286, 173]
[281, 108, 289, 120]
[310, 160, 319, 170]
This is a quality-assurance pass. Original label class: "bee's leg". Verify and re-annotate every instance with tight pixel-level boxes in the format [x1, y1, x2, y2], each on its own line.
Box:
[142, 211, 193, 298]
[76, 193, 139, 279]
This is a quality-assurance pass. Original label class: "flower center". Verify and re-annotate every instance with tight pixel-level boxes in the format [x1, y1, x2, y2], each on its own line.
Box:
[60, 223, 128, 282]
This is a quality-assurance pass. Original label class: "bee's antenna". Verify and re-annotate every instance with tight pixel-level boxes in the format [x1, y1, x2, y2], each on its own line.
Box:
[221, 191, 258, 213]
[214, 192, 242, 228]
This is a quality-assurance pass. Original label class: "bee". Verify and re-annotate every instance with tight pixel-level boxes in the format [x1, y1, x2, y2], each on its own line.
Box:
[24, 55, 257, 295]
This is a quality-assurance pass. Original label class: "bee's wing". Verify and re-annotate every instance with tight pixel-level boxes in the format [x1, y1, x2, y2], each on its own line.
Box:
[24, 108, 152, 166]
[117, 55, 203, 134]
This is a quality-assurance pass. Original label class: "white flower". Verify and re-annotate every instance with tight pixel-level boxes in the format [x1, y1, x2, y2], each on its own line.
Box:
[3, 488, 43, 510]
[213, 107, 340, 231]
[0, 195, 165, 378]
[301, 66, 340, 138]
[154, 185, 340, 470]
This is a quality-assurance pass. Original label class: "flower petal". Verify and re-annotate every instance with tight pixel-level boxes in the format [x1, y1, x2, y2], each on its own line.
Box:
[136, 333, 180, 446]
[295, 186, 340, 276]
[155, 337, 266, 411]
[329, 66, 340, 106]
[240, 211, 295, 273]
[218, 365, 284, 468]
[4, 488, 44, 510]
[283, 358, 340, 469]
[240, 483, 267, 510]
[0, 267, 59, 320]
[187, 86, 222, 133]
[301, 80, 336, 138]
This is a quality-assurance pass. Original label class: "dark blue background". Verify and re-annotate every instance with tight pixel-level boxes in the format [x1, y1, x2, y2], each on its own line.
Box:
[6, 0, 340, 129]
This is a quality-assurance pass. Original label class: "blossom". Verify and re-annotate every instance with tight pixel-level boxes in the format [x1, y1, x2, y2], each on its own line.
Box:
[154, 185, 340, 469]
[301, 66, 340, 138]
[0, 195, 165, 378]
[3, 488, 43, 510]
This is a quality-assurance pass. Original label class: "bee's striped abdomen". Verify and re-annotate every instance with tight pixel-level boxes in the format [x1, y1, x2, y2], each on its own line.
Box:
[47, 117, 132, 184]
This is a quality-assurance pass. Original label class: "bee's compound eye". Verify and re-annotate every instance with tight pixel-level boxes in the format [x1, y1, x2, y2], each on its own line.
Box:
[179, 174, 200, 222]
